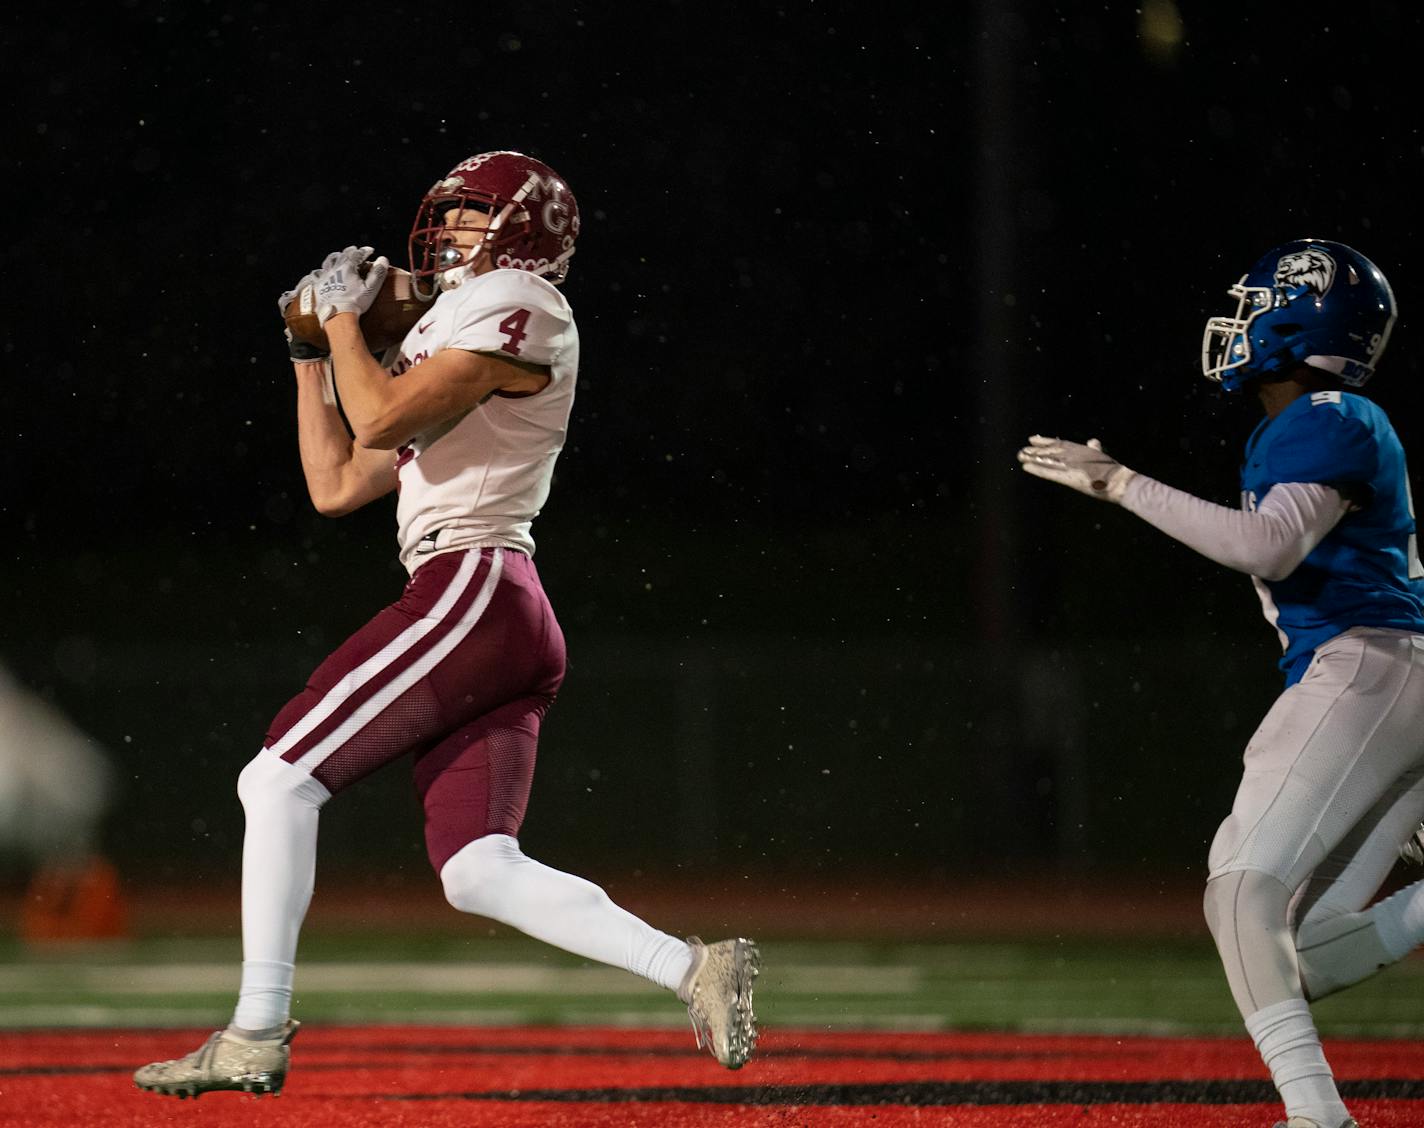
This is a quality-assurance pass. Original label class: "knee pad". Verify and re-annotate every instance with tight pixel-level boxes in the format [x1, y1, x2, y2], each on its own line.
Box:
[440, 834, 525, 915]
[237, 751, 331, 811]
[440, 834, 613, 925]
[1204, 869, 1301, 1013]
[1204, 869, 1293, 941]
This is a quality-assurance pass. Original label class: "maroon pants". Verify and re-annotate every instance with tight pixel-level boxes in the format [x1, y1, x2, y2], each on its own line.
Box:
[263, 547, 566, 872]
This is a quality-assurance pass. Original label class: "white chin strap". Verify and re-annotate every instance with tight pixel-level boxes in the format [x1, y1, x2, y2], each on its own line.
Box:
[435, 237, 487, 292]
[437, 201, 513, 291]
[437, 262, 476, 292]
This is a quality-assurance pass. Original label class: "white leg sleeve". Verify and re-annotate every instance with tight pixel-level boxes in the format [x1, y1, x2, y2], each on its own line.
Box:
[440, 834, 692, 991]
[231, 751, 330, 1031]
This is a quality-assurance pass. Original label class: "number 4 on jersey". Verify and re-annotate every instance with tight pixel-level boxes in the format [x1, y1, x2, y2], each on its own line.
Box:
[498, 308, 532, 356]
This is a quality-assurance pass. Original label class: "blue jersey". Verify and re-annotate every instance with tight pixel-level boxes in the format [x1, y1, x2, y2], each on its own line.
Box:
[1241, 390, 1424, 684]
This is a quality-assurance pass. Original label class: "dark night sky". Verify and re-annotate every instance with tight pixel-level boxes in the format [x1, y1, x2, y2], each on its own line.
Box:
[7, 0, 1424, 646]
[4, 3, 1424, 871]
[8, 7, 1421, 511]
[8, 3, 1421, 558]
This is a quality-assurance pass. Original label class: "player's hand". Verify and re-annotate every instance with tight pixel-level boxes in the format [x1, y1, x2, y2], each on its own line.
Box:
[313, 246, 389, 326]
[278, 269, 328, 362]
[1017, 435, 1137, 504]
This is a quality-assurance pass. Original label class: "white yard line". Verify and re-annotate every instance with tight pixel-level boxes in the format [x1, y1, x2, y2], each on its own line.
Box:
[0, 1004, 946, 1030]
[0, 962, 921, 996]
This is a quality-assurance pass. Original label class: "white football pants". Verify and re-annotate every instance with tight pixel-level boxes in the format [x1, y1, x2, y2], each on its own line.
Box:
[1203, 627, 1424, 1123]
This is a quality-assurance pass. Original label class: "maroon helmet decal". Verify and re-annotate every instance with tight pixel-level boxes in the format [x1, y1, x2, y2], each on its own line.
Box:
[409, 151, 580, 296]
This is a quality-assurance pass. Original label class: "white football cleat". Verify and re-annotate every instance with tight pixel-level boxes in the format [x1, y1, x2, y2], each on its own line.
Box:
[133, 1021, 299, 1098]
[1272, 1117, 1359, 1128]
[678, 936, 761, 1069]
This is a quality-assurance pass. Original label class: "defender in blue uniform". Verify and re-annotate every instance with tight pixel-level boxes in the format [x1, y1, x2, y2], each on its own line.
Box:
[1019, 240, 1424, 1128]
[1243, 388, 1424, 685]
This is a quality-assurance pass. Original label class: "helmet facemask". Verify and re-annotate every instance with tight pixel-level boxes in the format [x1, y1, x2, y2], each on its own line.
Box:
[1201, 279, 1278, 389]
[409, 188, 524, 298]
[408, 157, 579, 299]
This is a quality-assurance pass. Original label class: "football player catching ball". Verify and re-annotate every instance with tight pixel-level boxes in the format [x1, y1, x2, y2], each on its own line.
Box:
[1020, 240, 1424, 1128]
[134, 151, 760, 1098]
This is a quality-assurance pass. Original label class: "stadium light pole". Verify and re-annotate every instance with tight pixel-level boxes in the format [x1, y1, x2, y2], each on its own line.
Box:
[968, 0, 1031, 862]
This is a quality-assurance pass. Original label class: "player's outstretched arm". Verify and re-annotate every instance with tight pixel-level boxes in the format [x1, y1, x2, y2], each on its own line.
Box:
[1018, 434, 1350, 579]
[1123, 476, 1349, 580]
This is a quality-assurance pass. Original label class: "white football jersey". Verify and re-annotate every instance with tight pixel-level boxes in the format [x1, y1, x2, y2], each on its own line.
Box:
[387, 268, 578, 572]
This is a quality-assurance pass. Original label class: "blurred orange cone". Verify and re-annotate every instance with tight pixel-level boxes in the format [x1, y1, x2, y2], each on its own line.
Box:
[20, 855, 129, 943]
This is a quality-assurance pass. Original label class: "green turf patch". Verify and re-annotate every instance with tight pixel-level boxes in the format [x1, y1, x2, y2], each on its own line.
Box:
[1, 937, 1419, 1037]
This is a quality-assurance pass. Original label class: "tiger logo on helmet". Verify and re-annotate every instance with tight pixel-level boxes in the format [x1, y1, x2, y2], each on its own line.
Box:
[1273, 249, 1336, 305]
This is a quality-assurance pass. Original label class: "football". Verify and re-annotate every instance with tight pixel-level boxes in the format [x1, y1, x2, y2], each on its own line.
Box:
[284, 263, 430, 351]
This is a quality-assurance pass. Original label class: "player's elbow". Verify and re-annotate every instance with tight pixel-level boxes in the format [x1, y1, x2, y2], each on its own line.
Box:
[352, 414, 410, 451]
[307, 480, 366, 518]
[353, 430, 403, 451]
[1254, 548, 1305, 583]
[1241, 517, 1313, 581]
[310, 491, 358, 518]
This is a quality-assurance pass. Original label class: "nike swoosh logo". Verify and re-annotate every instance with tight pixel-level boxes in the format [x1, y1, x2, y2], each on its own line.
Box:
[417, 320, 435, 334]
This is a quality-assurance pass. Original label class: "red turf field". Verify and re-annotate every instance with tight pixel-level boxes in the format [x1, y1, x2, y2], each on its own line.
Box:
[2, 1025, 1420, 1127]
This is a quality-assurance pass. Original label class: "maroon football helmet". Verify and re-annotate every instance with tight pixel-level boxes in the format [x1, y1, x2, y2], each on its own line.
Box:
[409, 151, 580, 296]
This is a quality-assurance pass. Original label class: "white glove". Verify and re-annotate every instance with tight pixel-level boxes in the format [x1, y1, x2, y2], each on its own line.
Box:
[313, 245, 389, 325]
[1017, 435, 1137, 504]
[278, 269, 328, 361]
[278, 267, 321, 318]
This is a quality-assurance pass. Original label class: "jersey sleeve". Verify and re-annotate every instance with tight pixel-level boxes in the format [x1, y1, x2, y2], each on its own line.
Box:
[1122, 476, 1348, 580]
[1264, 403, 1378, 492]
[444, 274, 572, 368]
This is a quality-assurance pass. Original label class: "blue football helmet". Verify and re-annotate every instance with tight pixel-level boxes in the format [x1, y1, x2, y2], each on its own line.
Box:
[1201, 239, 1397, 391]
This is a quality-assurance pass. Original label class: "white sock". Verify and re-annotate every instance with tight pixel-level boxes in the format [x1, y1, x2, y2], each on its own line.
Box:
[230, 752, 329, 1030]
[440, 835, 694, 991]
[1372, 877, 1424, 961]
[1244, 998, 1349, 1126]
[231, 960, 294, 1034]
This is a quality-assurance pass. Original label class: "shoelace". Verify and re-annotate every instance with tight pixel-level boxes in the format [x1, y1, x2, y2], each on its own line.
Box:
[147, 1030, 223, 1078]
[1403, 826, 1424, 866]
[686, 1001, 714, 1052]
